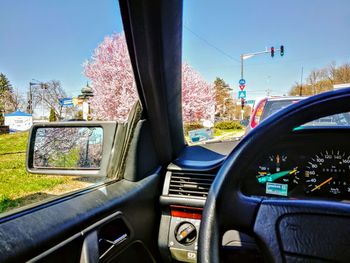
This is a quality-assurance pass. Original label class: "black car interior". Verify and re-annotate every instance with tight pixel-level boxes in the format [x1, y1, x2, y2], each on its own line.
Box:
[1, 0, 350, 263]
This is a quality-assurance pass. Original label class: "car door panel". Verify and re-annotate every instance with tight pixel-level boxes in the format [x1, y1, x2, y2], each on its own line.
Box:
[0, 172, 161, 262]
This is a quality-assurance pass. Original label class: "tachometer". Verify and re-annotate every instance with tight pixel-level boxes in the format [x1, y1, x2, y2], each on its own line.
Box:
[304, 150, 350, 196]
[256, 154, 300, 196]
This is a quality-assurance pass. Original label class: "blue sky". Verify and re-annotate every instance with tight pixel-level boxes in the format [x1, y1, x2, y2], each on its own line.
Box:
[183, 0, 350, 99]
[0, 0, 122, 97]
[1, 0, 350, 100]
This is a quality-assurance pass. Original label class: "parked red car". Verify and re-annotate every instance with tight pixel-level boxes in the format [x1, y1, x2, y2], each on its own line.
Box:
[246, 96, 306, 133]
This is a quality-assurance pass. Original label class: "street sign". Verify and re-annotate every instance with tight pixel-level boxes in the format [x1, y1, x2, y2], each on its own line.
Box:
[59, 98, 74, 107]
[188, 128, 213, 143]
[236, 100, 254, 106]
[238, 90, 246, 99]
[239, 79, 246, 85]
[239, 85, 245, 90]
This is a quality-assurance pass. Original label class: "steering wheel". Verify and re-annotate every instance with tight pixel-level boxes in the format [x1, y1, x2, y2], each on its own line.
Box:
[198, 88, 350, 263]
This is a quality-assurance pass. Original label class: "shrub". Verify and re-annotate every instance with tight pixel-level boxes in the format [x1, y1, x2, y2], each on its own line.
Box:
[214, 121, 243, 130]
[184, 122, 204, 134]
[49, 108, 57, 122]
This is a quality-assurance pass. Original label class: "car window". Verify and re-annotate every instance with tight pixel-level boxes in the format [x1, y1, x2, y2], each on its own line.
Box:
[261, 100, 298, 121]
[182, 0, 350, 143]
[0, 1, 138, 214]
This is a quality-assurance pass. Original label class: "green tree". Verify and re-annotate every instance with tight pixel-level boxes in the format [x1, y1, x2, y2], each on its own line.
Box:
[289, 62, 350, 96]
[75, 110, 83, 120]
[214, 77, 233, 119]
[0, 73, 14, 125]
[0, 73, 12, 94]
[49, 108, 57, 122]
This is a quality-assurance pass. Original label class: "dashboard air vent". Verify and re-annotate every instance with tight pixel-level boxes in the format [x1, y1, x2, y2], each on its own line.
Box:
[168, 173, 216, 199]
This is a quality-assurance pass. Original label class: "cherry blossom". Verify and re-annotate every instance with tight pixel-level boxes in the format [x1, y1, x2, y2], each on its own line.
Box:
[84, 33, 215, 123]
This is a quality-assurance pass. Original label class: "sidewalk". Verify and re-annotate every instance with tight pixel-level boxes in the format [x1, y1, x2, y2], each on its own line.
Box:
[188, 130, 245, 145]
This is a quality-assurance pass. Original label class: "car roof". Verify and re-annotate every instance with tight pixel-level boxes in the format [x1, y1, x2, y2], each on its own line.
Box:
[266, 96, 308, 101]
[251, 96, 308, 110]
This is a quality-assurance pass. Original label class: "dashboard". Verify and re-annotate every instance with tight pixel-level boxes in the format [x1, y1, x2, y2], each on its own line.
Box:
[241, 129, 350, 201]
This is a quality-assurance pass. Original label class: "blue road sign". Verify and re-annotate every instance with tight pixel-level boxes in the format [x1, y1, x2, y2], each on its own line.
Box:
[188, 128, 213, 143]
[59, 98, 74, 107]
[239, 79, 246, 85]
[238, 90, 246, 99]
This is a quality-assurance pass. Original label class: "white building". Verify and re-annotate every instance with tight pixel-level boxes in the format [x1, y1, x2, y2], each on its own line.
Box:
[4, 110, 33, 132]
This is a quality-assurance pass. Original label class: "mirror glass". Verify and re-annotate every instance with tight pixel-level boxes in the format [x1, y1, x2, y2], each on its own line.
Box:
[33, 127, 103, 169]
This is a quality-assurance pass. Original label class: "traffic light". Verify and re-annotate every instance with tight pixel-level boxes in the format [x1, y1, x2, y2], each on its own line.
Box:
[280, 45, 284, 56]
[270, 46, 274, 58]
[241, 98, 245, 109]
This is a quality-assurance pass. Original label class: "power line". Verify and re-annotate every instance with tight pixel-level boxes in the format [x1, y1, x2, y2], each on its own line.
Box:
[195, 54, 350, 71]
[184, 25, 240, 63]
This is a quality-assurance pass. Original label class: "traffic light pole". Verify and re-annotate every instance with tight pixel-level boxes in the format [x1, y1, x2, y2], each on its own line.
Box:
[238, 46, 284, 120]
[240, 47, 283, 80]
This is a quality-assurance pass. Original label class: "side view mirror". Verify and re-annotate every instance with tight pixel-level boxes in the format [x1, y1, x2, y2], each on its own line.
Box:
[26, 122, 117, 177]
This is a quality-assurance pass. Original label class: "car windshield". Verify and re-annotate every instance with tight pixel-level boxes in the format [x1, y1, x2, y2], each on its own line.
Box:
[182, 0, 350, 144]
[304, 113, 350, 127]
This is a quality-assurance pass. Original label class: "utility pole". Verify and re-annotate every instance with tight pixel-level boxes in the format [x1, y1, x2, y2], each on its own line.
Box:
[27, 84, 33, 114]
[266, 88, 272, 96]
[300, 66, 304, 96]
[240, 54, 244, 79]
[266, 76, 272, 96]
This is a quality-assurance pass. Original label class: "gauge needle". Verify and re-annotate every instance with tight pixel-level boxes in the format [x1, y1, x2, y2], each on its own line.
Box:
[257, 168, 298, 184]
[310, 177, 333, 192]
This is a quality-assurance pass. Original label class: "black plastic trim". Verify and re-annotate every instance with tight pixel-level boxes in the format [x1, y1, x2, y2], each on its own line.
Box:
[160, 196, 206, 208]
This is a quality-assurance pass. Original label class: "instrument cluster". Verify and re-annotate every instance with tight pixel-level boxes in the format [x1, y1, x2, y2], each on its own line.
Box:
[241, 132, 350, 200]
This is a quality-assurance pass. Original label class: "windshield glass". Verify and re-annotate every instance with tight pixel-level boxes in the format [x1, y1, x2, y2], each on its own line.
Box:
[304, 113, 350, 127]
[0, 0, 136, 214]
[182, 0, 350, 144]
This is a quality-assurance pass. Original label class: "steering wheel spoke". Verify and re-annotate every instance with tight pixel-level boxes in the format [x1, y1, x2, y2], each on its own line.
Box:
[254, 199, 350, 262]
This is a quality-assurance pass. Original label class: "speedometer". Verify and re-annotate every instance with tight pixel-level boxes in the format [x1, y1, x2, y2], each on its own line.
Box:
[304, 150, 350, 196]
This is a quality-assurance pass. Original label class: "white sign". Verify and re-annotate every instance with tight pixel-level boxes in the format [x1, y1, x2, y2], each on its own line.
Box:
[202, 120, 214, 128]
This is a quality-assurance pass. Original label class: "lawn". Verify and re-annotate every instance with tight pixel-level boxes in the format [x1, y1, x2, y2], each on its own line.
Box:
[0, 132, 100, 213]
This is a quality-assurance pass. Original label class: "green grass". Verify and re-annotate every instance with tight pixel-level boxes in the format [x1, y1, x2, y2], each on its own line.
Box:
[0, 132, 29, 154]
[0, 132, 65, 213]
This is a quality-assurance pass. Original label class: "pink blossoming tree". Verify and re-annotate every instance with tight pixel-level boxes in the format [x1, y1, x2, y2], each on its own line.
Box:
[84, 33, 214, 123]
[182, 63, 215, 123]
[84, 33, 137, 122]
